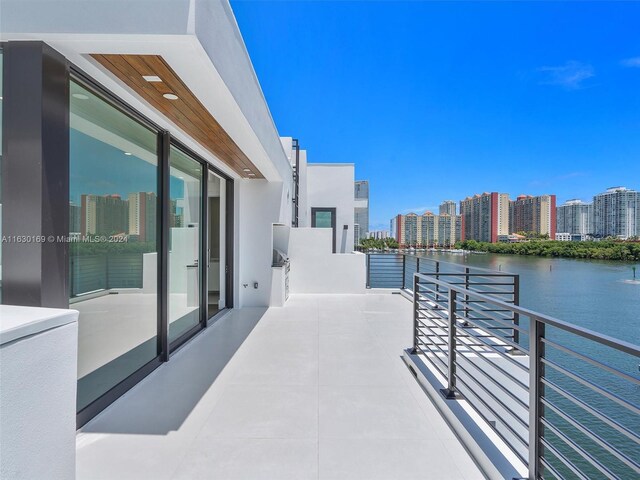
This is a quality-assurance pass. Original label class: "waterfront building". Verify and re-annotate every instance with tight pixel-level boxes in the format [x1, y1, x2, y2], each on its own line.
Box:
[556, 199, 593, 236]
[391, 211, 459, 246]
[420, 212, 438, 246]
[459, 192, 509, 243]
[80, 194, 129, 236]
[69, 202, 81, 234]
[437, 213, 457, 246]
[354, 180, 369, 244]
[439, 200, 456, 216]
[368, 230, 389, 239]
[509, 194, 556, 239]
[592, 186, 640, 239]
[128, 192, 157, 242]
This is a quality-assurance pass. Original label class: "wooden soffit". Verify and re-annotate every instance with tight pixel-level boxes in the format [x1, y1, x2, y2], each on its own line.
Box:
[91, 54, 263, 179]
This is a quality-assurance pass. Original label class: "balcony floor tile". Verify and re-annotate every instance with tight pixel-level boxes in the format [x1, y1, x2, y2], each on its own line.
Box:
[76, 293, 484, 480]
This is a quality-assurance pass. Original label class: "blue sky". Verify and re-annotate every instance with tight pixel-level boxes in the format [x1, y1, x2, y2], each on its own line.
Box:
[231, 1, 640, 231]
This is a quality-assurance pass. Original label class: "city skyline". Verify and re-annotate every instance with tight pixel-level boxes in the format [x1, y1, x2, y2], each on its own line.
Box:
[232, 1, 640, 232]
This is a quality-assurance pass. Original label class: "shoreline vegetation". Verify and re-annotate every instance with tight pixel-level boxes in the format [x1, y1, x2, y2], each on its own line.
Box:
[457, 239, 640, 261]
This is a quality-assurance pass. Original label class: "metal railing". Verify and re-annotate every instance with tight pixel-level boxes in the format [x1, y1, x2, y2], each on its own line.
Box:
[70, 253, 144, 297]
[412, 271, 640, 480]
[367, 254, 521, 342]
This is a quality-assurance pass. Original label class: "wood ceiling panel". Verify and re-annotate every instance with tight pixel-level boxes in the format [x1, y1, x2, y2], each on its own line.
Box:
[91, 54, 264, 179]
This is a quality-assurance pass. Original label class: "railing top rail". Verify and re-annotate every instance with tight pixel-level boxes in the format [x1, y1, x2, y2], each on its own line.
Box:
[415, 271, 640, 357]
[367, 252, 519, 276]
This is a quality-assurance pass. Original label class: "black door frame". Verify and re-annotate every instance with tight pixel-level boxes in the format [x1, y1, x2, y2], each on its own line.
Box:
[311, 207, 337, 253]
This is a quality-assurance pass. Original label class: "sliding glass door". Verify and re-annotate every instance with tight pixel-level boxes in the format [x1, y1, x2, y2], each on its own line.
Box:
[168, 145, 204, 344]
[69, 74, 234, 425]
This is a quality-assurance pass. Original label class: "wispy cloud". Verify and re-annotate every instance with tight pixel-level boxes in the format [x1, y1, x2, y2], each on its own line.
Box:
[537, 61, 594, 90]
[621, 57, 640, 68]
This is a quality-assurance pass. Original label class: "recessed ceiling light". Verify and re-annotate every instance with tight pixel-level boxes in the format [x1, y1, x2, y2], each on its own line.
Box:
[163, 93, 179, 100]
[143, 75, 162, 82]
[243, 168, 251, 172]
[72, 93, 89, 100]
[248, 173, 256, 177]
[124, 152, 132, 156]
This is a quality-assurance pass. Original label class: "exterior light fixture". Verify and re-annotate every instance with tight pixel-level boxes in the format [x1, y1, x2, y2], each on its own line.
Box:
[163, 93, 179, 100]
[143, 75, 162, 82]
[248, 173, 256, 177]
[124, 152, 132, 156]
[243, 168, 251, 172]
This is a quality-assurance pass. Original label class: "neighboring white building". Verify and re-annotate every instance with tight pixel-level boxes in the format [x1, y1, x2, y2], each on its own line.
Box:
[592, 186, 640, 239]
[555, 232, 572, 242]
[557, 199, 592, 236]
[369, 230, 390, 239]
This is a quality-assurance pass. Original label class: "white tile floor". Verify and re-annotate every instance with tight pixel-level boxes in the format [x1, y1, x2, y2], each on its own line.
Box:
[76, 293, 484, 480]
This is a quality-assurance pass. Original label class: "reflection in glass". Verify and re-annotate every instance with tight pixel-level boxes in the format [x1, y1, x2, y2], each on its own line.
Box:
[168, 146, 203, 343]
[70, 80, 159, 411]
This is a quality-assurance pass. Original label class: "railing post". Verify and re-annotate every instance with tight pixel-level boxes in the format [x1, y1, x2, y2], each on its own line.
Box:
[443, 288, 457, 399]
[464, 267, 470, 320]
[434, 261, 440, 306]
[416, 256, 420, 274]
[412, 274, 419, 354]
[366, 253, 371, 289]
[528, 317, 545, 480]
[402, 254, 406, 290]
[513, 275, 520, 345]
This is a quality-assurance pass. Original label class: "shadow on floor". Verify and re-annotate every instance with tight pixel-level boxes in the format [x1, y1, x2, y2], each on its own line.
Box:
[80, 308, 267, 436]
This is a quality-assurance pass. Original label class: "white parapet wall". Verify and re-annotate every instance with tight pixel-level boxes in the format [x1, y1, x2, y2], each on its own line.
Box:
[0, 305, 79, 480]
[288, 228, 366, 294]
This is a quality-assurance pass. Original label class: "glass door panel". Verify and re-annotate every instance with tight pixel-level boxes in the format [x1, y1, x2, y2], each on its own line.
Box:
[70, 80, 159, 412]
[168, 146, 203, 343]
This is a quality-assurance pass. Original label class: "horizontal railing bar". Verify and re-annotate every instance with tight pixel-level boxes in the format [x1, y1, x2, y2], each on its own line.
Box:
[453, 301, 527, 333]
[421, 314, 528, 369]
[540, 438, 591, 480]
[542, 338, 640, 386]
[539, 456, 569, 480]
[453, 343, 529, 390]
[542, 378, 640, 445]
[415, 273, 640, 356]
[453, 356, 529, 415]
[541, 418, 619, 480]
[415, 346, 449, 379]
[454, 317, 528, 356]
[454, 375, 530, 458]
[542, 358, 640, 416]
[542, 398, 640, 473]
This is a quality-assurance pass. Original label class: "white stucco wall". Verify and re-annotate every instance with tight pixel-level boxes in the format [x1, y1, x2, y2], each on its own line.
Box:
[306, 164, 355, 253]
[0, 306, 79, 480]
[287, 228, 365, 294]
[236, 179, 292, 307]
